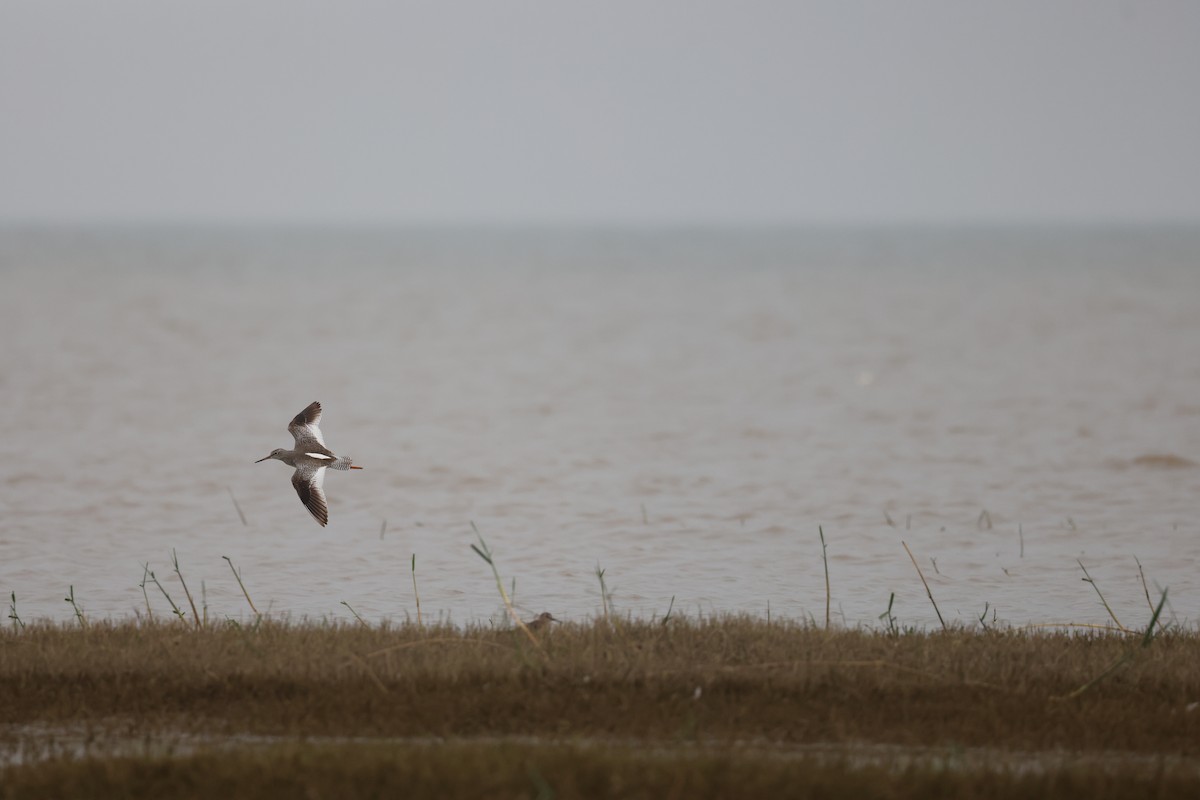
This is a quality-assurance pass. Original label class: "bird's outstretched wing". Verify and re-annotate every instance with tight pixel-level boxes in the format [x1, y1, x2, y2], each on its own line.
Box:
[291, 464, 329, 527]
[288, 401, 327, 450]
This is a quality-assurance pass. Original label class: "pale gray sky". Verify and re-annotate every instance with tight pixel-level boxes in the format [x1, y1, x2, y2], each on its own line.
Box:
[2, 1, 1198, 225]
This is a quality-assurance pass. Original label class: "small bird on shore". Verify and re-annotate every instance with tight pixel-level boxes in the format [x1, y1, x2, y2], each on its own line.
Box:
[525, 612, 560, 632]
[256, 401, 362, 527]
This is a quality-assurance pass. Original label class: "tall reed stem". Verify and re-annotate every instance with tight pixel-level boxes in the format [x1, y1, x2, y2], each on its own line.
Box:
[64, 585, 87, 629]
[341, 601, 368, 628]
[227, 487, 248, 526]
[902, 541, 946, 631]
[1077, 559, 1127, 632]
[595, 565, 611, 624]
[470, 522, 541, 649]
[138, 564, 154, 622]
[172, 549, 202, 630]
[411, 553, 423, 630]
[145, 565, 185, 623]
[819, 525, 831, 630]
[223, 555, 260, 619]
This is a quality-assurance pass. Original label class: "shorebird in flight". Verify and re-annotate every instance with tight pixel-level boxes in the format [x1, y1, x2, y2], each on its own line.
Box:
[256, 401, 362, 527]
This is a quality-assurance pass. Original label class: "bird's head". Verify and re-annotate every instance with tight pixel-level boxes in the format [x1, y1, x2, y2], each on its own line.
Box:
[255, 448, 288, 463]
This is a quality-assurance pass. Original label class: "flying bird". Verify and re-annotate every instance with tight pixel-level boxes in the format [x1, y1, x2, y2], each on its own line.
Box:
[255, 401, 362, 526]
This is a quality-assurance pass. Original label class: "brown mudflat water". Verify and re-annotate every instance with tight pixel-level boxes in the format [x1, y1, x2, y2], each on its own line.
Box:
[1, 227, 1197, 627]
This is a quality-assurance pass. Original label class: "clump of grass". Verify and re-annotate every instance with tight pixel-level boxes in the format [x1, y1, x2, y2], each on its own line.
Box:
[1058, 588, 1169, 701]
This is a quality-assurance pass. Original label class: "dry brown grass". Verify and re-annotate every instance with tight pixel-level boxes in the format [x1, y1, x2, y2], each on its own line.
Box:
[2, 616, 1198, 759]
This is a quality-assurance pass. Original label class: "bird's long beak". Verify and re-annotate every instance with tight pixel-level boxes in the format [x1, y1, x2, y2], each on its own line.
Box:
[255, 455, 271, 463]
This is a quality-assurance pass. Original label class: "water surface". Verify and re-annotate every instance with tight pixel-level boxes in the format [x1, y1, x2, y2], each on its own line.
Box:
[1, 227, 1197, 628]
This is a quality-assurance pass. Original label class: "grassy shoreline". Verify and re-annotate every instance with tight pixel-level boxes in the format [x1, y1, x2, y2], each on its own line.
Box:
[3, 617, 1198, 796]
